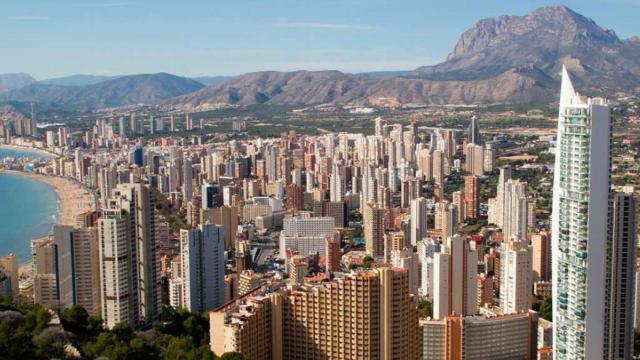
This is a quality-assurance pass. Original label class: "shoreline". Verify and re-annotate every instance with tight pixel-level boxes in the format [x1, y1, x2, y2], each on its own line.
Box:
[0, 169, 95, 275]
[0, 144, 55, 158]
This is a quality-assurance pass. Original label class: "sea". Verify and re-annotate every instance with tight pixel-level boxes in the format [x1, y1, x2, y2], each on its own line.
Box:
[0, 147, 58, 262]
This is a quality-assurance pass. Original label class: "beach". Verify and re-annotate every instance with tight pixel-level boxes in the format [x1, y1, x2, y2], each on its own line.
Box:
[0, 144, 54, 158]
[0, 169, 95, 275]
[0, 169, 95, 226]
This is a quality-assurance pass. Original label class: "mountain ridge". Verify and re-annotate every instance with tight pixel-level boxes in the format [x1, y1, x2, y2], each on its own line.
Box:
[2, 5, 639, 109]
[0, 73, 36, 93]
[172, 5, 640, 109]
[0, 73, 205, 109]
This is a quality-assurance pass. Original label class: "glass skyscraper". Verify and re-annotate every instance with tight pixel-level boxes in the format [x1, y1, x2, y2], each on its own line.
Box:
[552, 66, 612, 359]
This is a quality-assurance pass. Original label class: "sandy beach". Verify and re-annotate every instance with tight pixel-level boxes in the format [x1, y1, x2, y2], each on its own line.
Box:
[0, 144, 55, 158]
[0, 169, 95, 275]
[0, 169, 95, 226]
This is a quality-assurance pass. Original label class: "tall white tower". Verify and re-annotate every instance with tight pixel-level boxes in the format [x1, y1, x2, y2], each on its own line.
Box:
[499, 240, 532, 314]
[409, 197, 428, 246]
[552, 66, 612, 360]
[180, 224, 225, 312]
[329, 163, 345, 202]
[183, 159, 193, 202]
[502, 179, 529, 242]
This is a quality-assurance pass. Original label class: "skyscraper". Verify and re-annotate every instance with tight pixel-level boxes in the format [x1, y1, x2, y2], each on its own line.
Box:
[53, 225, 101, 315]
[607, 189, 637, 360]
[98, 207, 134, 328]
[183, 158, 193, 202]
[201, 183, 217, 209]
[324, 236, 341, 272]
[531, 231, 550, 282]
[99, 183, 161, 329]
[179, 224, 225, 312]
[329, 163, 345, 202]
[502, 179, 529, 242]
[433, 235, 477, 319]
[500, 240, 533, 314]
[29, 102, 37, 137]
[0, 254, 18, 298]
[410, 197, 428, 246]
[464, 175, 479, 220]
[468, 115, 481, 145]
[364, 202, 386, 258]
[489, 166, 512, 227]
[210, 268, 422, 360]
[552, 66, 612, 359]
[401, 177, 419, 208]
[465, 143, 484, 177]
[434, 201, 458, 241]
[285, 183, 304, 211]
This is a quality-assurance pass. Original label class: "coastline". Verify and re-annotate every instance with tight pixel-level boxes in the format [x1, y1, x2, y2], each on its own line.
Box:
[0, 169, 95, 275]
[0, 144, 55, 158]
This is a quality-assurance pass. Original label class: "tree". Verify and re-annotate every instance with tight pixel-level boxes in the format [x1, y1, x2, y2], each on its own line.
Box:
[60, 305, 103, 337]
[363, 255, 374, 269]
[220, 352, 248, 360]
[539, 296, 552, 321]
[157, 306, 209, 346]
[83, 322, 160, 360]
[418, 299, 433, 318]
[166, 336, 215, 360]
[0, 297, 221, 360]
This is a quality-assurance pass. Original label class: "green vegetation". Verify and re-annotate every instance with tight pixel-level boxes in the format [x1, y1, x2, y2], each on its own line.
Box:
[151, 187, 186, 232]
[0, 297, 247, 360]
[363, 255, 374, 269]
[417, 299, 433, 318]
[532, 296, 552, 322]
[459, 219, 487, 236]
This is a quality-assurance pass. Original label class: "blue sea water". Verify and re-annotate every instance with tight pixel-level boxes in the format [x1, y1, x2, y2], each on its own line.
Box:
[0, 148, 58, 262]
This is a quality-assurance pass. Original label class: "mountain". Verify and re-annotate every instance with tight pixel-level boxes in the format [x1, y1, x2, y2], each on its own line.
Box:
[191, 76, 234, 86]
[173, 5, 640, 108]
[0, 73, 36, 93]
[1, 73, 205, 109]
[356, 71, 412, 78]
[413, 5, 640, 95]
[39, 74, 121, 86]
[171, 69, 553, 108]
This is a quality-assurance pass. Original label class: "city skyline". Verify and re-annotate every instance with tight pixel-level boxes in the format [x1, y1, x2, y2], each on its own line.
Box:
[0, 1, 639, 359]
[1, 1, 639, 79]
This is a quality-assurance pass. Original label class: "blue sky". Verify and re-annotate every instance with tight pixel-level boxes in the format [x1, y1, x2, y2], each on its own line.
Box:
[1, 0, 638, 79]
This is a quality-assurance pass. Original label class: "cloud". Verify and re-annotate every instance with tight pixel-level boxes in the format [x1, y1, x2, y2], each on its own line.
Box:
[5, 16, 49, 21]
[278, 22, 380, 31]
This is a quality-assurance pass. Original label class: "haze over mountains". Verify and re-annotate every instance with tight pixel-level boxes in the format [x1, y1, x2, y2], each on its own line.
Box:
[1, 5, 639, 110]
[0, 73, 204, 109]
[0, 73, 36, 93]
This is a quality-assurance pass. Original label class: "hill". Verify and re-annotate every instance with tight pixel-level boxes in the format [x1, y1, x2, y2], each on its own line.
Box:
[0, 73, 36, 93]
[413, 5, 640, 96]
[172, 5, 640, 108]
[1, 73, 205, 109]
[38, 74, 121, 86]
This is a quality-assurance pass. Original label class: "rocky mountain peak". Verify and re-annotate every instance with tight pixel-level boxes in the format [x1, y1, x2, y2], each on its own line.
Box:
[447, 5, 619, 61]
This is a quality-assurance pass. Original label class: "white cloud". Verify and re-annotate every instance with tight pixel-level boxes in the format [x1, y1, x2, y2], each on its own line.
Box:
[277, 22, 380, 31]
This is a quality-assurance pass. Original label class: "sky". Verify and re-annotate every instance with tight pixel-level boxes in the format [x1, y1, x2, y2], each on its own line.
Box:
[1, 0, 639, 79]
